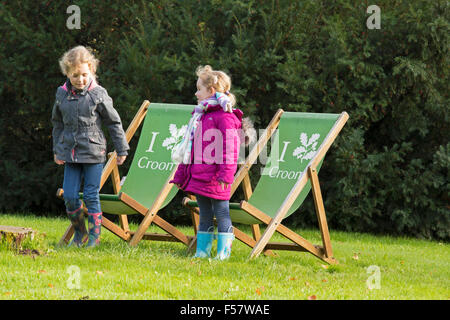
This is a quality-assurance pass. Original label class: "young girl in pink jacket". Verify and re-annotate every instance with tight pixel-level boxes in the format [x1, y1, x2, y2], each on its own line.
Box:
[171, 65, 247, 260]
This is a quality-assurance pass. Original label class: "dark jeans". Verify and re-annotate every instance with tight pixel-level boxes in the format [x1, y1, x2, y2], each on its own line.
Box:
[63, 162, 103, 214]
[196, 194, 233, 233]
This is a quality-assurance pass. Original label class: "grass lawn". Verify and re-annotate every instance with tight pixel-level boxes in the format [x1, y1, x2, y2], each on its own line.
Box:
[0, 213, 448, 300]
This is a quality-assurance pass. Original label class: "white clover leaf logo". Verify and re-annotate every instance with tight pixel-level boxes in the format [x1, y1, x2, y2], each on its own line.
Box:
[162, 123, 187, 150]
[292, 132, 320, 162]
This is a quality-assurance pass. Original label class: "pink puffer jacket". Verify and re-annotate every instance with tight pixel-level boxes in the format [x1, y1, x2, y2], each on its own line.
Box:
[170, 104, 243, 200]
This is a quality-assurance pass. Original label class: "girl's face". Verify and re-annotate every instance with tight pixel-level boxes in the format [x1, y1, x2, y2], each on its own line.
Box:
[68, 62, 92, 90]
[195, 77, 214, 102]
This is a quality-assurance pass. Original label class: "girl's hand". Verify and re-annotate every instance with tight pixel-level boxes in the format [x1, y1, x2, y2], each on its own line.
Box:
[116, 155, 126, 165]
[219, 181, 230, 190]
[54, 154, 65, 165]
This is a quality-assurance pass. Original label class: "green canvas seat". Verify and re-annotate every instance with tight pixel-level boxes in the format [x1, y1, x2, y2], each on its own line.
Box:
[59, 101, 196, 247]
[184, 109, 349, 264]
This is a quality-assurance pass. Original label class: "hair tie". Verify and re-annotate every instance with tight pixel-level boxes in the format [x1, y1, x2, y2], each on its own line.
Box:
[225, 90, 230, 95]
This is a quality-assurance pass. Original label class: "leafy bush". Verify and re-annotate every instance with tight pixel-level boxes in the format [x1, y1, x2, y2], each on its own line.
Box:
[0, 0, 448, 240]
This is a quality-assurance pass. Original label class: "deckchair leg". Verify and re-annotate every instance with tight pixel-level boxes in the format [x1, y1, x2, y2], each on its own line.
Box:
[128, 169, 179, 247]
[247, 162, 316, 259]
[250, 224, 277, 257]
[187, 195, 199, 252]
[249, 213, 288, 259]
[239, 168, 275, 256]
[242, 201, 336, 264]
[59, 224, 75, 246]
[129, 207, 160, 246]
[107, 152, 131, 235]
[309, 167, 333, 258]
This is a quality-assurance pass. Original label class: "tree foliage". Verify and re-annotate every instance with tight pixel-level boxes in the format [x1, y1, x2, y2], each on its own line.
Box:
[0, 0, 448, 240]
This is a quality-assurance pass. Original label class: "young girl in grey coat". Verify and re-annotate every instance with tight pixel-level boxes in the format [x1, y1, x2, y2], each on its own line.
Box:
[51, 46, 129, 247]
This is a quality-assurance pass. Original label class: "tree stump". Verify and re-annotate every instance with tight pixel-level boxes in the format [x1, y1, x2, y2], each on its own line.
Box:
[0, 225, 35, 250]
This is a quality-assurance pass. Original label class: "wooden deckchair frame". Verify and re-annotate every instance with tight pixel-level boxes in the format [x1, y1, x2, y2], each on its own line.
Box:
[183, 109, 348, 264]
[57, 100, 194, 248]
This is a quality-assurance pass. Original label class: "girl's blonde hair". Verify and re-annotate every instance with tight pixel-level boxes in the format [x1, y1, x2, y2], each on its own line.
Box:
[196, 65, 236, 107]
[59, 45, 99, 77]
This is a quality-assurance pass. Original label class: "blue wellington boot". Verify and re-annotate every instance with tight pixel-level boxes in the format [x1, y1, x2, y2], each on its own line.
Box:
[194, 231, 215, 258]
[215, 232, 235, 260]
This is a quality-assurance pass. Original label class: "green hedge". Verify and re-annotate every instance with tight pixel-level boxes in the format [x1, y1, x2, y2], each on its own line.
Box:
[0, 0, 448, 240]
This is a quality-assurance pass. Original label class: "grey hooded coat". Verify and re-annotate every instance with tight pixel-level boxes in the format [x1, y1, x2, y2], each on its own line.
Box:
[51, 79, 129, 163]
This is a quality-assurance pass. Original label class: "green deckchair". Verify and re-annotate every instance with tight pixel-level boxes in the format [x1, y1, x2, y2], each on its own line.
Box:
[184, 109, 349, 264]
[58, 101, 196, 247]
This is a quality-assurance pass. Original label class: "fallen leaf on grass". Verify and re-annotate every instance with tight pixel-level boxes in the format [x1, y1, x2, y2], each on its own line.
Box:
[96, 271, 104, 276]
[48, 283, 54, 288]
[289, 277, 298, 281]
[37, 269, 47, 274]
[308, 295, 317, 300]
[321, 264, 329, 269]
[321, 279, 328, 283]
[304, 281, 311, 287]
[4, 292, 12, 296]
[353, 253, 359, 260]
[255, 286, 265, 295]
